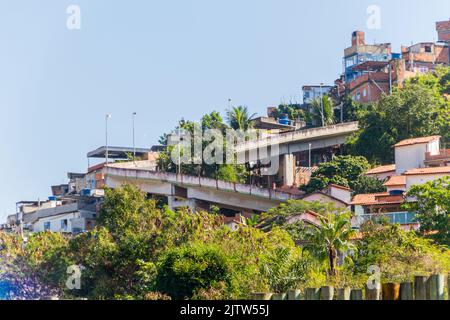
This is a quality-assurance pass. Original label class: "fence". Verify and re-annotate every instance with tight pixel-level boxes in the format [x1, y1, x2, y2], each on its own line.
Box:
[250, 274, 449, 300]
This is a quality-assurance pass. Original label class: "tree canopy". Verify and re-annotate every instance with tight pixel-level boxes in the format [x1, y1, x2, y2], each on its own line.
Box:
[346, 67, 450, 164]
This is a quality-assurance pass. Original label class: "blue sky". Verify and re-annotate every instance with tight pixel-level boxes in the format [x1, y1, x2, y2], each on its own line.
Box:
[0, 0, 449, 220]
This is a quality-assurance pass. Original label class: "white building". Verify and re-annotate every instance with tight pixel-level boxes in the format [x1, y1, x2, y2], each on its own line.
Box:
[30, 201, 97, 234]
[355, 135, 449, 230]
[394, 136, 441, 175]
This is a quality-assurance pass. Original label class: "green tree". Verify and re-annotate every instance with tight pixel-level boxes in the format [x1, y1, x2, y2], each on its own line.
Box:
[352, 175, 387, 195]
[336, 94, 368, 122]
[226, 106, 257, 130]
[311, 95, 334, 126]
[301, 155, 371, 194]
[354, 221, 450, 282]
[404, 177, 450, 246]
[272, 104, 305, 121]
[346, 68, 450, 163]
[304, 213, 355, 277]
[155, 243, 231, 300]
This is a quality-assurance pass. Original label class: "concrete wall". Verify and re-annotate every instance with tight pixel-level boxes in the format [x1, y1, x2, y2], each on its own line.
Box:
[395, 144, 428, 174]
[33, 212, 80, 233]
[329, 186, 351, 204]
[301, 193, 348, 209]
[406, 173, 448, 191]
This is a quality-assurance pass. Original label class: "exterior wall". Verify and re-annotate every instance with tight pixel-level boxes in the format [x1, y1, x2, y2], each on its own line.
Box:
[437, 20, 450, 42]
[395, 140, 440, 174]
[395, 144, 428, 174]
[33, 212, 81, 233]
[302, 86, 333, 104]
[301, 193, 348, 209]
[349, 74, 391, 103]
[406, 173, 449, 190]
[329, 187, 351, 204]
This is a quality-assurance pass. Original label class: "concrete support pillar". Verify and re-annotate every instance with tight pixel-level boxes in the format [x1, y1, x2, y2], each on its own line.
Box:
[280, 154, 295, 187]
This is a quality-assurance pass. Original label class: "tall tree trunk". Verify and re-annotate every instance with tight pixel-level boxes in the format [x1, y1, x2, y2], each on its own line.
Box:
[328, 247, 336, 276]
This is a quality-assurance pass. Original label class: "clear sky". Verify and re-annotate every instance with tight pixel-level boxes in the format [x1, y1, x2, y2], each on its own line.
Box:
[0, 0, 449, 220]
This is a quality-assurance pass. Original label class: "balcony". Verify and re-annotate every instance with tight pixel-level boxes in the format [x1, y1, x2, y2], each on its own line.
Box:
[353, 212, 417, 227]
[425, 149, 450, 165]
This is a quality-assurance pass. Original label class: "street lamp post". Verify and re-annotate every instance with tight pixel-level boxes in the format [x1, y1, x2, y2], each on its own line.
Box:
[105, 114, 111, 166]
[320, 83, 324, 127]
[308, 143, 312, 168]
[132, 112, 137, 164]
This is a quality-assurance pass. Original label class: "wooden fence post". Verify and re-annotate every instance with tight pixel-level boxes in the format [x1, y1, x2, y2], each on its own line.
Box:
[336, 288, 351, 300]
[271, 293, 287, 300]
[426, 274, 445, 300]
[414, 276, 428, 300]
[448, 275, 450, 301]
[287, 289, 301, 300]
[365, 284, 381, 300]
[250, 292, 273, 300]
[320, 286, 334, 300]
[305, 288, 320, 300]
[382, 283, 400, 300]
[400, 282, 414, 300]
[350, 289, 363, 300]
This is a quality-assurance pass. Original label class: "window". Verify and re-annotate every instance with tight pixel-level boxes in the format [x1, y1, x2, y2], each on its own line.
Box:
[424, 46, 432, 53]
[61, 219, 68, 230]
[44, 221, 51, 231]
[363, 88, 367, 97]
[304, 92, 310, 98]
[356, 92, 361, 101]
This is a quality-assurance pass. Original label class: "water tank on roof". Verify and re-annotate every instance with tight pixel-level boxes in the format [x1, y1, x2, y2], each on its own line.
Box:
[278, 114, 290, 125]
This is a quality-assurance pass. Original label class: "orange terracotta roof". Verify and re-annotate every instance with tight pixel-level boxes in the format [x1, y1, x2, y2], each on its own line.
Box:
[328, 184, 352, 191]
[366, 164, 396, 175]
[275, 186, 305, 196]
[394, 136, 440, 148]
[351, 192, 389, 205]
[384, 175, 406, 186]
[404, 166, 450, 175]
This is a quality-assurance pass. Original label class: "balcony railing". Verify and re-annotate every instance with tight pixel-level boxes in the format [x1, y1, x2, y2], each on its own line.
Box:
[425, 149, 450, 163]
[353, 212, 417, 227]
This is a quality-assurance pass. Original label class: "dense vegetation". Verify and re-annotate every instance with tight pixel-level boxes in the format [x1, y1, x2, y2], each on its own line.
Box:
[1, 185, 449, 300]
[300, 155, 386, 195]
[346, 67, 450, 164]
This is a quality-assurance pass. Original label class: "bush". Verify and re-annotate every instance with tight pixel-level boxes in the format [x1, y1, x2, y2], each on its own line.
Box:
[156, 243, 231, 300]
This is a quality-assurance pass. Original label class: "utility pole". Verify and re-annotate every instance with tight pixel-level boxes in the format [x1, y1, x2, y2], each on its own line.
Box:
[308, 143, 312, 168]
[132, 112, 137, 164]
[337, 84, 343, 123]
[105, 114, 111, 166]
[320, 83, 324, 126]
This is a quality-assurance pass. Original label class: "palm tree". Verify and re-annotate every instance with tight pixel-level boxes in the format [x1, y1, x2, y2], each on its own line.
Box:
[311, 95, 334, 126]
[226, 106, 257, 130]
[304, 213, 355, 277]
